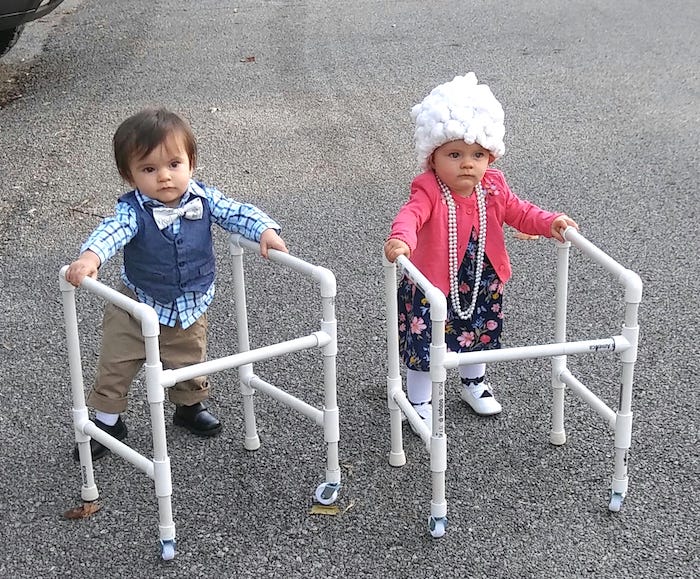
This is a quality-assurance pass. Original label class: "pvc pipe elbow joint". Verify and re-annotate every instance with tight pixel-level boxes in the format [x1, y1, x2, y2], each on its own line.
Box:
[133, 303, 160, 337]
[619, 269, 643, 303]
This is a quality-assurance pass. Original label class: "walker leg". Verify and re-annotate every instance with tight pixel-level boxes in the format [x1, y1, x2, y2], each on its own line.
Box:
[428, 379, 447, 538]
[387, 379, 406, 467]
[609, 313, 638, 512]
[388, 413, 407, 466]
[61, 277, 99, 501]
[318, 307, 341, 502]
[551, 240, 570, 446]
[609, 427, 629, 512]
[145, 355, 176, 559]
[74, 410, 100, 502]
[428, 474, 448, 538]
[316, 398, 341, 505]
[609, 433, 631, 512]
[383, 256, 407, 467]
[550, 356, 567, 446]
[240, 370, 261, 451]
[609, 391, 633, 510]
[230, 242, 262, 451]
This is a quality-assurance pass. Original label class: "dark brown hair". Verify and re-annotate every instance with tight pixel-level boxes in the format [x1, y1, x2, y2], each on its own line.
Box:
[113, 107, 197, 182]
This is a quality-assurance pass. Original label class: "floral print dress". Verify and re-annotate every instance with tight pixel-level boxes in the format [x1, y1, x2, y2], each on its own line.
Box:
[398, 227, 504, 371]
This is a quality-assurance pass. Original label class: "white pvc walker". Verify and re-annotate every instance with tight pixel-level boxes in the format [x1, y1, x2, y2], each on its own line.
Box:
[59, 234, 341, 560]
[383, 227, 642, 538]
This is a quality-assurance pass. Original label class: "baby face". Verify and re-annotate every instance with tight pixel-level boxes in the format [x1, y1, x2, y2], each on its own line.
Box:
[429, 140, 492, 197]
[127, 135, 194, 207]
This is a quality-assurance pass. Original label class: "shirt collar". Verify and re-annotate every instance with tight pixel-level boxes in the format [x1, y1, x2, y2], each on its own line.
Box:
[135, 179, 201, 209]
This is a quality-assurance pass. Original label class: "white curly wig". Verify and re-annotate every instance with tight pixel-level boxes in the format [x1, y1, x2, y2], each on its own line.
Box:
[411, 72, 506, 170]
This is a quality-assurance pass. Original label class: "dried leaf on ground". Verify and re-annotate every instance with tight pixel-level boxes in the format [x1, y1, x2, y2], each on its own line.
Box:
[63, 501, 102, 519]
[340, 500, 356, 515]
[310, 504, 340, 516]
[310, 499, 356, 516]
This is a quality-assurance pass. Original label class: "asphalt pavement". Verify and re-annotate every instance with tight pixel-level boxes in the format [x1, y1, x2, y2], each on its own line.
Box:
[0, 1, 698, 577]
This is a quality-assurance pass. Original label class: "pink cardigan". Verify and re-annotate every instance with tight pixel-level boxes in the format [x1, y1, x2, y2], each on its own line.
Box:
[388, 169, 560, 295]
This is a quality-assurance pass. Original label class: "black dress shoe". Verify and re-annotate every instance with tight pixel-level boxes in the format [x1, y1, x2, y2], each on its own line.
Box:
[72, 417, 128, 462]
[173, 402, 222, 437]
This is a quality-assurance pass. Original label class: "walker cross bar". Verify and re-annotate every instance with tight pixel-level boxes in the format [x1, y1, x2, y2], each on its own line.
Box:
[60, 235, 341, 560]
[383, 227, 642, 538]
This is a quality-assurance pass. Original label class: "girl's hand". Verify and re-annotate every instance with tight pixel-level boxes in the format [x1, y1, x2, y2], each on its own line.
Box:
[550, 215, 579, 242]
[65, 251, 101, 287]
[259, 228, 289, 258]
[384, 239, 411, 262]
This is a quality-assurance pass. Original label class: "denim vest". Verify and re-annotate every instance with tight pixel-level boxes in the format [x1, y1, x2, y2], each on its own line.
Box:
[120, 190, 216, 303]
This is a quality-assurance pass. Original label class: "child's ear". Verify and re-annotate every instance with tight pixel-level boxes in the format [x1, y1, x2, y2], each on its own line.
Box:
[488, 153, 496, 164]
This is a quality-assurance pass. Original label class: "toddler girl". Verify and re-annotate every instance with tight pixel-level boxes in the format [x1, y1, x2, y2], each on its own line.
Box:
[384, 73, 577, 430]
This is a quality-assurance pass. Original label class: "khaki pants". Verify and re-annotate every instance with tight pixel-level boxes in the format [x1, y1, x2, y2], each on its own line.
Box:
[87, 285, 210, 413]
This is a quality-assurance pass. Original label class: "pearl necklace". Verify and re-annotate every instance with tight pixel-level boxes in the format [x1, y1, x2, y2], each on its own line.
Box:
[437, 176, 487, 321]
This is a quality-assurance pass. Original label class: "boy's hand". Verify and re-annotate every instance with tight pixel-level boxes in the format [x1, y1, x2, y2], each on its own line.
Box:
[64, 250, 101, 287]
[259, 229, 289, 258]
[550, 215, 579, 242]
[384, 239, 411, 263]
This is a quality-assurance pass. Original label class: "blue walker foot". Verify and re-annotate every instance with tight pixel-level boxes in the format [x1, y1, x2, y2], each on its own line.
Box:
[428, 515, 447, 538]
[160, 539, 176, 561]
[314, 482, 341, 505]
[608, 492, 624, 512]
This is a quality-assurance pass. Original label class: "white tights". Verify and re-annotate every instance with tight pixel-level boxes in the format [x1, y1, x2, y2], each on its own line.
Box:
[406, 364, 486, 405]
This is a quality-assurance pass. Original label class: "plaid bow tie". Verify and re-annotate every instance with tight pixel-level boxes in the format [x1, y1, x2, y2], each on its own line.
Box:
[151, 197, 203, 230]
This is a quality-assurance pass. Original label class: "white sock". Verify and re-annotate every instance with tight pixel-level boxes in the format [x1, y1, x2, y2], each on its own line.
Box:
[459, 363, 486, 383]
[95, 411, 119, 426]
[407, 369, 432, 405]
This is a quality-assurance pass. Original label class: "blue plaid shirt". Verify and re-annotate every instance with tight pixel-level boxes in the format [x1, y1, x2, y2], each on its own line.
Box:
[82, 180, 280, 329]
